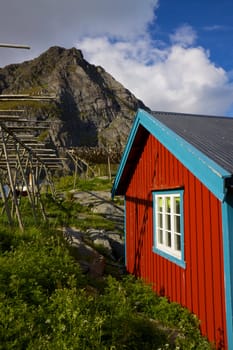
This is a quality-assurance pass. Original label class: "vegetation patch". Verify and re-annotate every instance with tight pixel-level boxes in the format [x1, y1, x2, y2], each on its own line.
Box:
[0, 177, 212, 349]
[0, 224, 211, 349]
[54, 175, 113, 192]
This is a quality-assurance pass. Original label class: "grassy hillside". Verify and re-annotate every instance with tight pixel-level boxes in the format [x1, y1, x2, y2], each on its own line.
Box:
[0, 177, 212, 349]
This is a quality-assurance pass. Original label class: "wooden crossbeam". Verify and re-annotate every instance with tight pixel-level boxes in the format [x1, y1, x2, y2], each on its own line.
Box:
[0, 94, 30, 98]
[7, 126, 48, 130]
[0, 94, 56, 101]
[0, 43, 30, 49]
[32, 148, 57, 152]
[22, 142, 45, 147]
[14, 134, 37, 139]
[0, 115, 27, 120]
[0, 109, 25, 112]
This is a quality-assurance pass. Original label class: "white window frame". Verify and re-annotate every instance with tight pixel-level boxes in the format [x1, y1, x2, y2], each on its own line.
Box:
[152, 189, 185, 268]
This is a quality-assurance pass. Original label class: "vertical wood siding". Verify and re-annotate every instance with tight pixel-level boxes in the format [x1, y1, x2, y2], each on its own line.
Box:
[125, 132, 227, 348]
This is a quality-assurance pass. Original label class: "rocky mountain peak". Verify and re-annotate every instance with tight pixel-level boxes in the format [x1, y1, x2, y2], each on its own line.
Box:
[0, 46, 149, 162]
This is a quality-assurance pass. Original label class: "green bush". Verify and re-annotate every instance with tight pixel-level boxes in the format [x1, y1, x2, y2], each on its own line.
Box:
[0, 199, 211, 349]
[97, 276, 168, 349]
[0, 226, 86, 349]
[97, 276, 212, 350]
[54, 175, 74, 191]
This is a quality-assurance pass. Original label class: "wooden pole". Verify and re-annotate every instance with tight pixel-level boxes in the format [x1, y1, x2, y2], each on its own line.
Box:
[15, 144, 37, 221]
[0, 43, 30, 49]
[0, 179, 12, 225]
[34, 161, 46, 221]
[0, 127, 24, 230]
[107, 154, 111, 181]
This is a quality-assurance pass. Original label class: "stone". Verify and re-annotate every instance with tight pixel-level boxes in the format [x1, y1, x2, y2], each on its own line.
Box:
[107, 233, 125, 261]
[63, 226, 106, 277]
[92, 202, 118, 215]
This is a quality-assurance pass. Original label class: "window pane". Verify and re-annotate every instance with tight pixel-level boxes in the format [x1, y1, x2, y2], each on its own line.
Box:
[175, 196, 180, 214]
[174, 215, 180, 233]
[158, 229, 163, 244]
[165, 214, 171, 230]
[165, 197, 171, 213]
[166, 231, 171, 247]
[157, 213, 163, 228]
[174, 234, 181, 251]
[157, 197, 163, 212]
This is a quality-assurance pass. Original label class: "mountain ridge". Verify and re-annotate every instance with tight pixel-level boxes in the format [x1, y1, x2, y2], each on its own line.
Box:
[0, 46, 149, 161]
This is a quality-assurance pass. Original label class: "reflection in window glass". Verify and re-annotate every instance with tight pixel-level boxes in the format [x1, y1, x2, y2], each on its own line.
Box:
[158, 213, 163, 228]
[174, 234, 181, 251]
[158, 229, 163, 244]
[174, 215, 180, 233]
[175, 197, 180, 214]
[158, 197, 163, 212]
[166, 214, 171, 230]
[165, 197, 171, 213]
[166, 231, 171, 247]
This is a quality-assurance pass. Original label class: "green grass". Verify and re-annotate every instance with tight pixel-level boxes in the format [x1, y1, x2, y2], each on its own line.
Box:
[0, 223, 212, 349]
[0, 177, 213, 349]
[40, 193, 116, 231]
[0, 178, 117, 233]
[75, 177, 112, 191]
[0, 223, 211, 349]
[54, 175, 113, 192]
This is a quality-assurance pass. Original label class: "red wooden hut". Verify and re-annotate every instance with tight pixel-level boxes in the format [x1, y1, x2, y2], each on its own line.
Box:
[112, 109, 233, 349]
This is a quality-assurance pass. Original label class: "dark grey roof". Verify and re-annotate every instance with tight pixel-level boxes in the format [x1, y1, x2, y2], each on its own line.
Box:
[151, 111, 233, 174]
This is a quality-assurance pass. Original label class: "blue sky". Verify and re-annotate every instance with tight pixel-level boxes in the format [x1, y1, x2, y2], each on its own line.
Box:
[1, 0, 233, 115]
[154, 0, 233, 71]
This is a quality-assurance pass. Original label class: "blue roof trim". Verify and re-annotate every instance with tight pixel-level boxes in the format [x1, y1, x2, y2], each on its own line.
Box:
[222, 197, 233, 349]
[124, 197, 127, 267]
[112, 109, 232, 201]
[111, 110, 141, 198]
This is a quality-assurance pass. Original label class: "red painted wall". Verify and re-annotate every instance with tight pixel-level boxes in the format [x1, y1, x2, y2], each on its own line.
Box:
[125, 131, 227, 349]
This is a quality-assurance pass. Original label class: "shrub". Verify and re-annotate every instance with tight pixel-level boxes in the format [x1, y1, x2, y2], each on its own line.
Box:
[0, 191, 211, 349]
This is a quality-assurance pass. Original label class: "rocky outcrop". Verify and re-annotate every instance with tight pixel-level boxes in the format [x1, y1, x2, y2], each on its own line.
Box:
[63, 227, 106, 277]
[62, 189, 125, 276]
[0, 46, 149, 159]
[63, 226, 124, 277]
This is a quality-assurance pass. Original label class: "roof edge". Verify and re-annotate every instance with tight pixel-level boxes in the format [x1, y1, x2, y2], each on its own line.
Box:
[112, 109, 232, 201]
[111, 109, 141, 198]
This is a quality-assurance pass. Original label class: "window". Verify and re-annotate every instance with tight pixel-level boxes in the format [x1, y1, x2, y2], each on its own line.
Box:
[152, 190, 185, 268]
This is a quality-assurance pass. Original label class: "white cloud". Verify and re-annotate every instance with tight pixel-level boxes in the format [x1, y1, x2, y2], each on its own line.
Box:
[203, 25, 228, 31]
[170, 24, 197, 47]
[78, 36, 233, 115]
[0, 0, 158, 66]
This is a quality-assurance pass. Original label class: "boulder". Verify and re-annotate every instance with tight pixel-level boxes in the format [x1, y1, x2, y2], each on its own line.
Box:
[92, 202, 116, 215]
[108, 233, 125, 261]
[86, 228, 124, 261]
[63, 227, 106, 277]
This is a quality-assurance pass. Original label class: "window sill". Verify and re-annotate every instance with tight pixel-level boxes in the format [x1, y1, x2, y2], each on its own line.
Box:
[153, 246, 186, 269]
